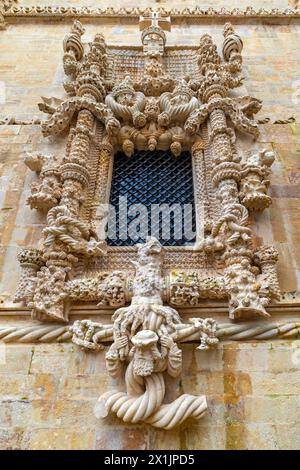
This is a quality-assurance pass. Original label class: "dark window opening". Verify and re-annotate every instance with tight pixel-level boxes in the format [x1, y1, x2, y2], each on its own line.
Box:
[106, 150, 196, 247]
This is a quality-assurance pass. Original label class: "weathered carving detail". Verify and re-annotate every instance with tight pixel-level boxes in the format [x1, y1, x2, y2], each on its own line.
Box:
[24, 152, 62, 211]
[29, 259, 277, 310]
[240, 148, 275, 211]
[3, 6, 300, 20]
[75, 238, 218, 429]
[70, 319, 110, 350]
[254, 245, 281, 301]
[105, 25, 200, 157]
[67, 271, 128, 307]
[189, 24, 279, 319]
[31, 264, 71, 322]
[14, 249, 44, 304]
[17, 24, 114, 322]
[169, 271, 226, 306]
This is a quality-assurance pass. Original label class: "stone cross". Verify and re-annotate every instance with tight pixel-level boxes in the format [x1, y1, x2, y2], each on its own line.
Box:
[139, 11, 171, 32]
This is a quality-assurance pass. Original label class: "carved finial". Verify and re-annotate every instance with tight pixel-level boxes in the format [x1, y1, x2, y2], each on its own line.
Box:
[63, 20, 85, 60]
[139, 11, 171, 57]
[223, 22, 235, 38]
[70, 19, 85, 37]
[110, 75, 135, 99]
[172, 79, 196, 100]
[222, 23, 243, 61]
[198, 34, 220, 73]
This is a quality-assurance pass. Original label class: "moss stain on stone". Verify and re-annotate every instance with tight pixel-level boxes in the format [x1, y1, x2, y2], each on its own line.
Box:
[223, 346, 250, 450]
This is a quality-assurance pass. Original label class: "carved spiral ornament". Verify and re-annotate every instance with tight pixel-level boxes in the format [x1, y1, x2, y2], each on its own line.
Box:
[9, 19, 284, 433]
[97, 361, 207, 430]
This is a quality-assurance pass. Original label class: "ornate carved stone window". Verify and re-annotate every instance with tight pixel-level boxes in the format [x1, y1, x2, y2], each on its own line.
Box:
[106, 150, 196, 247]
[14, 14, 281, 430]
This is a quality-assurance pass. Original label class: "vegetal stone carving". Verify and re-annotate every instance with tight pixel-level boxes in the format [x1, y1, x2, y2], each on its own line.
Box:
[240, 148, 275, 211]
[14, 249, 44, 304]
[24, 152, 62, 211]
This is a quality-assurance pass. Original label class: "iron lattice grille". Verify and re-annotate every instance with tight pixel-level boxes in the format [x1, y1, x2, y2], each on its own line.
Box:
[106, 150, 196, 247]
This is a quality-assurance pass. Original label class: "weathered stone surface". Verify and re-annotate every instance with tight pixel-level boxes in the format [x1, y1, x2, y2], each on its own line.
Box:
[0, 339, 298, 449]
[0, 0, 300, 450]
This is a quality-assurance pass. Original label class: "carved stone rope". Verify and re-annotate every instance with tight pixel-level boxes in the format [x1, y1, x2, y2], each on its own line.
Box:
[1, 320, 299, 344]
[15, 21, 280, 324]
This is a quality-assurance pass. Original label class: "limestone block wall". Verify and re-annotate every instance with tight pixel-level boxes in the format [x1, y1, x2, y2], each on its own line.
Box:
[0, 340, 299, 450]
[0, 0, 300, 450]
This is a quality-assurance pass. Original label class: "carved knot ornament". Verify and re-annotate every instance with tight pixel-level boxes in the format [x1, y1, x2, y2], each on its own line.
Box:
[72, 237, 218, 429]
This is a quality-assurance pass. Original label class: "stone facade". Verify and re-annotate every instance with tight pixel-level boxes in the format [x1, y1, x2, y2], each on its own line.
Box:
[0, 0, 300, 450]
[0, 341, 299, 450]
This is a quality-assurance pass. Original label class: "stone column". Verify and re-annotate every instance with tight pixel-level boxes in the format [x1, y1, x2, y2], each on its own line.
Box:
[32, 34, 109, 322]
[197, 28, 267, 319]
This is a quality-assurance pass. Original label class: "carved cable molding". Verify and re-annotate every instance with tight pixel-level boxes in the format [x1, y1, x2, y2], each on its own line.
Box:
[13, 19, 281, 323]
[0, 320, 299, 344]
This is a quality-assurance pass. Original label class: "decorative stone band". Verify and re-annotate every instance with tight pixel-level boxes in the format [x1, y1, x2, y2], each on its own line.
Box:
[3, 6, 300, 20]
[0, 320, 299, 344]
[0, 115, 296, 126]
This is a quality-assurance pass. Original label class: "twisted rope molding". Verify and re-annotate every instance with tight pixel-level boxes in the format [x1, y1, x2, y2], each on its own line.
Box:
[98, 361, 207, 430]
[0, 321, 299, 343]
